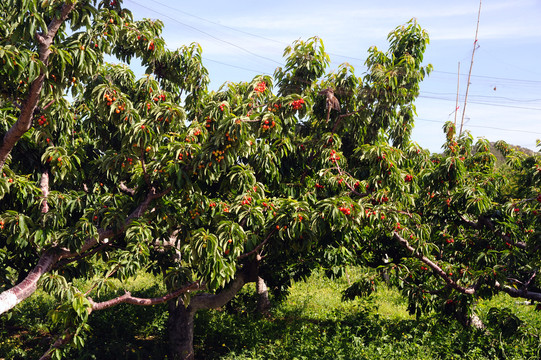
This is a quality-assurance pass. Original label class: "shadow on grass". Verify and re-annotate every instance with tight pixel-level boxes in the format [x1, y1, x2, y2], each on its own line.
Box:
[193, 301, 540, 360]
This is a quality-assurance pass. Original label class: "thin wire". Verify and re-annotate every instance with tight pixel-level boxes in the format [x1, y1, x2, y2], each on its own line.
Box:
[432, 70, 541, 84]
[419, 95, 541, 111]
[203, 57, 272, 75]
[143, 0, 286, 45]
[127, 0, 284, 67]
[125, 0, 541, 116]
[416, 118, 541, 135]
[422, 91, 541, 103]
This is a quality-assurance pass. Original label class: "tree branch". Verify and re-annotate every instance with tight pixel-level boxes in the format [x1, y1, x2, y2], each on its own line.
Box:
[460, 215, 526, 249]
[237, 229, 276, 260]
[87, 281, 203, 312]
[190, 271, 249, 311]
[0, 2, 76, 169]
[39, 329, 73, 360]
[495, 281, 541, 302]
[119, 181, 136, 196]
[393, 232, 477, 295]
[39, 168, 50, 214]
[52, 243, 109, 270]
[396, 232, 541, 302]
[0, 187, 170, 315]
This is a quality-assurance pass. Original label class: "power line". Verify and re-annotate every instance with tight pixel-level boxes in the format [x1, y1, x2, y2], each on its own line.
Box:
[144, 0, 286, 46]
[416, 118, 541, 136]
[127, 0, 284, 67]
[419, 95, 541, 111]
[203, 57, 271, 75]
[431, 70, 541, 84]
[422, 91, 541, 103]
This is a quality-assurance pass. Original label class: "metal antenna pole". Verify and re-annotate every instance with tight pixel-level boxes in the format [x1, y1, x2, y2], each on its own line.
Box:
[460, 0, 482, 136]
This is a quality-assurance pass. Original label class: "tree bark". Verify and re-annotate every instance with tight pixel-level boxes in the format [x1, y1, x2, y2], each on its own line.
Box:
[167, 300, 196, 360]
[0, 3, 75, 169]
[256, 276, 271, 314]
[167, 268, 253, 360]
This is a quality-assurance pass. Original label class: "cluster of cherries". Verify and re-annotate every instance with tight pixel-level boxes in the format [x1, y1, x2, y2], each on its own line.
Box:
[339, 205, 352, 215]
[290, 98, 304, 110]
[36, 115, 48, 126]
[254, 81, 266, 93]
[261, 119, 276, 131]
[329, 149, 340, 163]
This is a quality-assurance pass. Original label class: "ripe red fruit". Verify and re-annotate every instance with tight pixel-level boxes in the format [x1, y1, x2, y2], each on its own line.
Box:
[537, 194, 541, 202]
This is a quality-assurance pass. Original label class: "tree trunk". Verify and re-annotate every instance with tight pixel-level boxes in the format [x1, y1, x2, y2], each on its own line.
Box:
[167, 300, 196, 360]
[256, 276, 271, 314]
[166, 269, 252, 359]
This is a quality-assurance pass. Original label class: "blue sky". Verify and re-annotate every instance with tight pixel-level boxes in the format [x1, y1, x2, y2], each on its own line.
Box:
[123, 0, 541, 153]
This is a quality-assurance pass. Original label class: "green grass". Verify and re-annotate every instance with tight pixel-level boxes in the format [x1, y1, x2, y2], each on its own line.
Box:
[1, 269, 541, 359]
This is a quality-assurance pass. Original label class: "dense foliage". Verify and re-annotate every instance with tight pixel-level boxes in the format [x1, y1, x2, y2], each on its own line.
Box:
[0, 0, 540, 359]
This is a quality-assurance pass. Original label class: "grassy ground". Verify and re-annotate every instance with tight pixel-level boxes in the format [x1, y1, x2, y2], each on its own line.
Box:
[1, 269, 540, 359]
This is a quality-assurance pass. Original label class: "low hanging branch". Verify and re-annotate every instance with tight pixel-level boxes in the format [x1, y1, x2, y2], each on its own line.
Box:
[394, 231, 541, 302]
[87, 281, 203, 312]
[393, 232, 477, 295]
[0, 2, 76, 169]
[39, 281, 204, 360]
[0, 187, 169, 315]
[39, 329, 73, 360]
[190, 270, 251, 311]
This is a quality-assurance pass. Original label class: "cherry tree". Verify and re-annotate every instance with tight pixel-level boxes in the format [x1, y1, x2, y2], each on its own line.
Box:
[4, 2, 539, 359]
